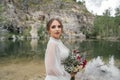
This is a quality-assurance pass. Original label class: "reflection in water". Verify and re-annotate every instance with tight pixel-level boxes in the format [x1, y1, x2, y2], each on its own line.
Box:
[63, 38, 85, 51]
[76, 56, 120, 80]
[30, 39, 38, 51]
[0, 39, 120, 61]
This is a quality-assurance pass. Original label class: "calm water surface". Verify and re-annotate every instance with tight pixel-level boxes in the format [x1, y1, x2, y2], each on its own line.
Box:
[0, 39, 120, 66]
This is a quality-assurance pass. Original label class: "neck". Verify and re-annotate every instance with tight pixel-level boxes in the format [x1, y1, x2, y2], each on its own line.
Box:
[50, 36, 60, 40]
[50, 37, 60, 41]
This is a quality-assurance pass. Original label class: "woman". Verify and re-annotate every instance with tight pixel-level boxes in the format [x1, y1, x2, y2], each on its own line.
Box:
[45, 18, 71, 80]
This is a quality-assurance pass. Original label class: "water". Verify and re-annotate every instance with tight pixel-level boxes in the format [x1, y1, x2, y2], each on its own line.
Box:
[0, 39, 46, 62]
[80, 56, 120, 80]
[0, 39, 120, 80]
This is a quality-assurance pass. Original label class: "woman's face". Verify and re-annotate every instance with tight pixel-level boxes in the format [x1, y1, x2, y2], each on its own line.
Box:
[48, 20, 62, 39]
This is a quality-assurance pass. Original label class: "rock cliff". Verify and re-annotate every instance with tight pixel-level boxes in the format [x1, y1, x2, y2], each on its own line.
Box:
[0, 0, 94, 39]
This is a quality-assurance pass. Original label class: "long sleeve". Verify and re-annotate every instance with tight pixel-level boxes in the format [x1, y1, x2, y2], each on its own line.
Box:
[45, 42, 63, 76]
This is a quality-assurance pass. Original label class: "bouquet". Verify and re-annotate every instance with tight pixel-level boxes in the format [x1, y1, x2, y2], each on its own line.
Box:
[63, 49, 87, 80]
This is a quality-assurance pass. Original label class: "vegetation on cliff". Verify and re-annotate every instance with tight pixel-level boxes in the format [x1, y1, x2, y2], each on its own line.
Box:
[0, 0, 120, 40]
[92, 8, 120, 40]
[0, 0, 93, 40]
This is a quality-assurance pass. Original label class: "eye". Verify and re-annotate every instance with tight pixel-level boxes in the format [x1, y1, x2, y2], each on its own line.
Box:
[58, 25, 61, 28]
[51, 25, 55, 29]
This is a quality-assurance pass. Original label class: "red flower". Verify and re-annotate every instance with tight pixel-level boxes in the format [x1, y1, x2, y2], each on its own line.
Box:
[82, 60, 87, 68]
[73, 50, 77, 54]
[73, 50, 80, 54]
[76, 54, 81, 61]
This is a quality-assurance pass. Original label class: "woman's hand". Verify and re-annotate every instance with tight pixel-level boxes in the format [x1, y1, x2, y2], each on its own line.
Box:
[70, 72, 77, 77]
[70, 72, 77, 80]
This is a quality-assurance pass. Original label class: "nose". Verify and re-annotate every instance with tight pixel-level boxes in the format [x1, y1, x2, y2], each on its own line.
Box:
[55, 26, 59, 30]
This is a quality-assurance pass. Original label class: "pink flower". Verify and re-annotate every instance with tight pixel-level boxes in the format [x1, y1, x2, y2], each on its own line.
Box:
[76, 54, 81, 61]
[63, 49, 87, 74]
[81, 60, 87, 69]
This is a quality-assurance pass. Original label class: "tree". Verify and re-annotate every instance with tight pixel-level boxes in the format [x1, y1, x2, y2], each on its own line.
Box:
[93, 8, 116, 38]
[114, 7, 120, 37]
[115, 6, 120, 16]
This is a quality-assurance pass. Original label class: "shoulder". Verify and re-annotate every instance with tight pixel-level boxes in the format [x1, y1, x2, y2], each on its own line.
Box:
[47, 40, 58, 48]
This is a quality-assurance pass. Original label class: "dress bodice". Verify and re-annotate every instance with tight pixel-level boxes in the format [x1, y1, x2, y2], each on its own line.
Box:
[49, 37, 69, 61]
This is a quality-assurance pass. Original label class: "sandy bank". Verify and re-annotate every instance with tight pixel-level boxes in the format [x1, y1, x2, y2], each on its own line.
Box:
[0, 60, 46, 80]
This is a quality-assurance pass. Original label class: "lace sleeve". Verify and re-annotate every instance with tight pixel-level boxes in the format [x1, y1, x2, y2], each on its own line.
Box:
[45, 42, 63, 76]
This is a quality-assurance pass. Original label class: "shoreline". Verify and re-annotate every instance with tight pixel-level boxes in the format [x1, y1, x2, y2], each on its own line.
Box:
[0, 60, 46, 80]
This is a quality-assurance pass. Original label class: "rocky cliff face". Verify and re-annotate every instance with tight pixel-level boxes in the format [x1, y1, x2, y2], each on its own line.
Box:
[0, 0, 94, 39]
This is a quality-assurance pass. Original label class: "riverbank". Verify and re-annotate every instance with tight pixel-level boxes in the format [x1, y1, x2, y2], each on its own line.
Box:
[0, 59, 45, 80]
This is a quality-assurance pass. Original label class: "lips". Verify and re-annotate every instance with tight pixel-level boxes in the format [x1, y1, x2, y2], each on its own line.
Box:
[55, 32, 60, 34]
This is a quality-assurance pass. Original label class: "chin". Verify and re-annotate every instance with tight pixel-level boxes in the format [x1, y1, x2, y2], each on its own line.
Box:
[54, 36, 60, 39]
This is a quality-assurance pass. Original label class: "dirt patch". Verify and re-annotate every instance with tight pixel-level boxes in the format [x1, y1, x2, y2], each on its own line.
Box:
[0, 60, 46, 80]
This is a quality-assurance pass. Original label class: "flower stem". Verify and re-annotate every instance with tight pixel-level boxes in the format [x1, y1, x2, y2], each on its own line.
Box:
[70, 76, 75, 80]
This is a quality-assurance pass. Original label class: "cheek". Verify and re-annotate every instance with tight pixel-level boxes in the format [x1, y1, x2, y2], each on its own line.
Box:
[48, 29, 54, 34]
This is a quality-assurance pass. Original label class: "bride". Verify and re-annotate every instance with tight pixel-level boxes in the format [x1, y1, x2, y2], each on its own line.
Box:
[44, 18, 71, 80]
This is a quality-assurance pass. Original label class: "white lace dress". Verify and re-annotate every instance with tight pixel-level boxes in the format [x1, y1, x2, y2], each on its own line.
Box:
[45, 37, 70, 80]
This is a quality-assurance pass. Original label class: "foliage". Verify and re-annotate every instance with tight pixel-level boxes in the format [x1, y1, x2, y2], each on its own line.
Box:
[0, 4, 6, 24]
[114, 7, 120, 37]
[22, 26, 31, 38]
[63, 49, 87, 73]
[92, 8, 120, 39]
[38, 24, 45, 39]
[115, 6, 120, 16]
[77, 0, 85, 5]
[62, 0, 74, 2]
